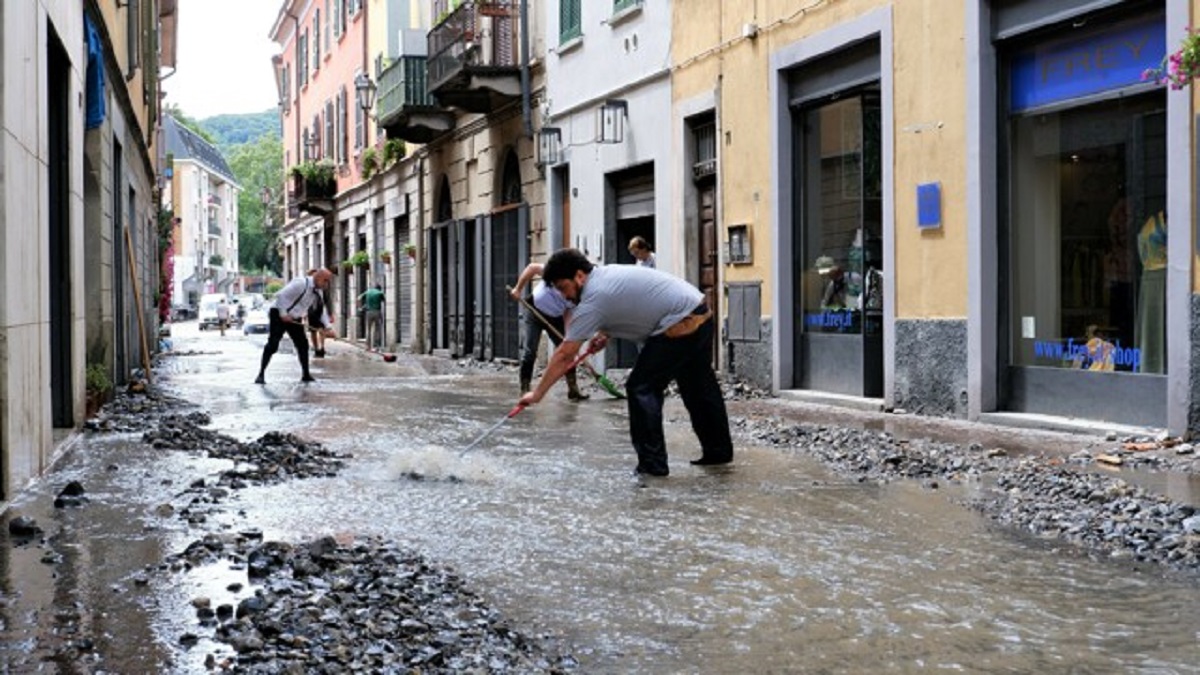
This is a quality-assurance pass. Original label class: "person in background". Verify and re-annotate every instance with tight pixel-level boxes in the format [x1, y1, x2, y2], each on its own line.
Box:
[628, 236, 657, 269]
[510, 262, 588, 401]
[358, 283, 386, 351]
[215, 298, 231, 337]
[306, 270, 332, 358]
[521, 248, 733, 477]
[255, 268, 334, 384]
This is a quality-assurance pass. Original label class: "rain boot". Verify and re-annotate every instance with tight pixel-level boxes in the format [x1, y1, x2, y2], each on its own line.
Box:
[566, 371, 589, 401]
[520, 377, 531, 394]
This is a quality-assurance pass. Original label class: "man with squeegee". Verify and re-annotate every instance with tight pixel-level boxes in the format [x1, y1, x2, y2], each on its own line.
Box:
[519, 248, 733, 477]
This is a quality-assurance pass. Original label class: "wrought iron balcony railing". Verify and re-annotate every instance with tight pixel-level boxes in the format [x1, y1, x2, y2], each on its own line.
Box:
[428, 0, 519, 95]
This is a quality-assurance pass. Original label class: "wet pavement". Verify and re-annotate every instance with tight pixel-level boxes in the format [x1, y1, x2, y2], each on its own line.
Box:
[3, 322, 1200, 673]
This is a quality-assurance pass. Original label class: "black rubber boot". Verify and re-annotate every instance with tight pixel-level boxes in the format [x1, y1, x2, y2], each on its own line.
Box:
[566, 371, 589, 401]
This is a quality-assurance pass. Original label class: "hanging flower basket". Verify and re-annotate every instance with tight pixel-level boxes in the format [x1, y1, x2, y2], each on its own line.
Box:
[1144, 27, 1200, 90]
[403, 243, 417, 259]
[379, 250, 392, 265]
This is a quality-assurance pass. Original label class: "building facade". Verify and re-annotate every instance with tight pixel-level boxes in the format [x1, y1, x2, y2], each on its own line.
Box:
[671, 0, 1198, 435]
[0, 0, 175, 500]
[163, 115, 242, 309]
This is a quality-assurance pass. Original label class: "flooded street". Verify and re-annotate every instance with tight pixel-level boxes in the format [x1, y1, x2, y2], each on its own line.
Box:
[4, 323, 1200, 673]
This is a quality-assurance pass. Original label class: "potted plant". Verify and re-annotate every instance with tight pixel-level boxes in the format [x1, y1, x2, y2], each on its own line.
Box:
[350, 250, 371, 269]
[290, 160, 337, 200]
[360, 147, 380, 179]
[403, 243, 417, 259]
[382, 138, 406, 169]
[85, 363, 111, 418]
[379, 249, 392, 265]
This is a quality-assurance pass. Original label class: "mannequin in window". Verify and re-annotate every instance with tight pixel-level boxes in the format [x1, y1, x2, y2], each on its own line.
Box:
[1134, 209, 1166, 374]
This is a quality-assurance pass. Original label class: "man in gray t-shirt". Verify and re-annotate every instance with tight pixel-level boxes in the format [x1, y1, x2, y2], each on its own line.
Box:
[519, 248, 733, 476]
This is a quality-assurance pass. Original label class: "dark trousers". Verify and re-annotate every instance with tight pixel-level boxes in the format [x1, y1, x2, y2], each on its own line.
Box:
[259, 308, 311, 377]
[625, 318, 732, 474]
[519, 312, 568, 383]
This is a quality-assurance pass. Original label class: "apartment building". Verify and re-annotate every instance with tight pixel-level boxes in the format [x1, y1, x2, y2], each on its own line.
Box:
[163, 115, 242, 309]
[0, 0, 176, 499]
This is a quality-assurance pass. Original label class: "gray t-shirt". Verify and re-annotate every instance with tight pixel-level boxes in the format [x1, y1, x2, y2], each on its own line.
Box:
[565, 264, 703, 342]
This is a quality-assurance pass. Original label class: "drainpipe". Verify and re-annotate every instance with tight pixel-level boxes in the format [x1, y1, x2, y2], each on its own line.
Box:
[520, 0, 532, 138]
[414, 151, 427, 351]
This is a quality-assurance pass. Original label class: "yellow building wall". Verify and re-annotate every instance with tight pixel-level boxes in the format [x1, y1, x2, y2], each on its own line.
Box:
[96, 0, 159, 169]
[673, 0, 968, 320]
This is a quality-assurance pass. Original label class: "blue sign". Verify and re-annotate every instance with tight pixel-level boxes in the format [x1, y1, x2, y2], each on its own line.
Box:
[917, 182, 941, 229]
[1010, 15, 1164, 112]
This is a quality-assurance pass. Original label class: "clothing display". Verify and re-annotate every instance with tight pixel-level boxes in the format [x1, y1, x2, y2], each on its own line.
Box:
[1134, 211, 1166, 374]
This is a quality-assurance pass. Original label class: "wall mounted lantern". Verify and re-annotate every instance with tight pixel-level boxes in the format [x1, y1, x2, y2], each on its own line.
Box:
[537, 127, 562, 167]
[596, 99, 628, 144]
[355, 73, 378, 118]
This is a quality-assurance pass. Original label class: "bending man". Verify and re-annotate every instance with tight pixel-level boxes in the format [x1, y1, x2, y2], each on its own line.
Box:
[255, 268, 334, 384]
[519, 248, 732, 476]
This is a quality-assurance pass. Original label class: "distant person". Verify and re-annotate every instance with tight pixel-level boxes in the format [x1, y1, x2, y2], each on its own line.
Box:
[358, 283, 386, 351]
[510, 262, 588, 401]
[255, 268, 334, 384]
[521, 248, 733, 477]
[215, 299, 231, 337]
[628, 236, 657, 269]
[306, 270, 332, 358]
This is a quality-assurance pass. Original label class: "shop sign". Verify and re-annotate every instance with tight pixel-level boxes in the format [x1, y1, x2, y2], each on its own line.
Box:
[1010, 15, 1164, 112]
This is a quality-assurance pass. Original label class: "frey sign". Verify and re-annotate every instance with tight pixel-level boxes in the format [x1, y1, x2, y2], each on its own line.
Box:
[1010, 15, 1164, 113]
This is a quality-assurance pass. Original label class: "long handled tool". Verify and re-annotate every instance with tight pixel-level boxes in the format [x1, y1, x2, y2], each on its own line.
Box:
[459, 341, 605, 456]
[460, 403, 526, 456]
[510, 288, 626, 399]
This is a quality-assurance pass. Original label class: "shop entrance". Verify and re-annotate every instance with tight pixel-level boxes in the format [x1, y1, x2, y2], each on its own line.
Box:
[792, 90, 884, 397]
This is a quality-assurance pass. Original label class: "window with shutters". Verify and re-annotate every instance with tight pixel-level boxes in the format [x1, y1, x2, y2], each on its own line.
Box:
[325, 100, 335, 159]
[126, 0, 141, 76]
[313, 11, 321, 72]
[280, 63, 291, 112]
[336, 89, 347, 164]
[324, 0, 332, 52]
[560, 0, 582, 43]
[334, 0, 343, 38]
[354, 73, 364, 150]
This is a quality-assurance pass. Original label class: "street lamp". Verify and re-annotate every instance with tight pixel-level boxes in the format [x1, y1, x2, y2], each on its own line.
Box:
[355, 73, 378, 119]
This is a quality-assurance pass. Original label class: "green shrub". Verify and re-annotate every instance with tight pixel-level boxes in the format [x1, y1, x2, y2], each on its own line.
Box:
[85, 363, 111, 395]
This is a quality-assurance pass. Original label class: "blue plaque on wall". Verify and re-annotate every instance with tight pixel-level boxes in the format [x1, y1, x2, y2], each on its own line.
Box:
[917, 182, 941, 229]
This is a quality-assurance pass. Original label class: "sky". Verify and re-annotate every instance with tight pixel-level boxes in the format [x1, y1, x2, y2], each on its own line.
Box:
[164, 0, 282, 120]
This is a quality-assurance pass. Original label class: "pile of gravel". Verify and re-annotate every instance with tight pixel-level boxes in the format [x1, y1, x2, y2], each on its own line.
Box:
[144, 420, 347, 486]
[166, 535, 576, 674]
[84, 388, 198, 433]
[972, 460, 1200, 569]
[736, 415, 1200, 573]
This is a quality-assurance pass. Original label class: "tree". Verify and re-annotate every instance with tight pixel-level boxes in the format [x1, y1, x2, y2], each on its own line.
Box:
[226, 133, 284, 274]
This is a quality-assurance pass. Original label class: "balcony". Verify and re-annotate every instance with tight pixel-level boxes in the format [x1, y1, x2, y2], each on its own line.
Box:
[428, 0, 521, 114]
[378, 55, 454, 144]
[289, 162, 336, 216]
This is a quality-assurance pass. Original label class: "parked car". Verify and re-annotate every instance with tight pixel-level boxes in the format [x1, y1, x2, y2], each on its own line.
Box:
[243, 309, 270, 335]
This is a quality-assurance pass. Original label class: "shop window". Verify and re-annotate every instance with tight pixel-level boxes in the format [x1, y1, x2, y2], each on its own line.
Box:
[1009, 94, 1166, 374]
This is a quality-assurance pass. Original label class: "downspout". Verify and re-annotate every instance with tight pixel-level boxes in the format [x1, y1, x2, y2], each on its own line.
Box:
[520, 0, 532, 137]
[414, 151, 427, 352]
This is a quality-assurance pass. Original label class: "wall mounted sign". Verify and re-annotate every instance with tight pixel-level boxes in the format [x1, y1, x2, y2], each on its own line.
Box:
[917, 182, 941, 229]
[1010, 15, 1164, 113]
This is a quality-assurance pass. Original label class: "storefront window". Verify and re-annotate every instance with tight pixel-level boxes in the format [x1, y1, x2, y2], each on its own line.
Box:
[1009, 94, 1166, 373]
[800, 94, 882, 335]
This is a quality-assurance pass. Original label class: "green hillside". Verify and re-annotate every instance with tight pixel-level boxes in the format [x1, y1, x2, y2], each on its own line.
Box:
[200, 109, 279, 151]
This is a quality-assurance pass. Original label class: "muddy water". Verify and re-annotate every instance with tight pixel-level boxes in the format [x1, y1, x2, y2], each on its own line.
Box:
[5, 324, 1200, 673]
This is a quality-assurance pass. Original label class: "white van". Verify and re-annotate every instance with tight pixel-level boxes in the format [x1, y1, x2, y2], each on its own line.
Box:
[197, 293, 230, 331]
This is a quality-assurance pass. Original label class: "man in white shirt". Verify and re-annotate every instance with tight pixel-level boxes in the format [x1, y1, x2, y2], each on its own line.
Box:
[255, 269, 334, 384]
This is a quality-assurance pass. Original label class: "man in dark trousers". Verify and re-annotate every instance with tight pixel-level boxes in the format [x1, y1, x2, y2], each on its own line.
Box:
[520, 248, 733, 476]
[255, 268, 334, 384]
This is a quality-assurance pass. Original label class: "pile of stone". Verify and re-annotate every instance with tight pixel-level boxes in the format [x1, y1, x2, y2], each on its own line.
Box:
[972, 460, 1200, 569]
[84, 388, 197, 433]
[737, 416, 1200, 573]
[143, 419, 347, 486]
[166, 534, 576, 673]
